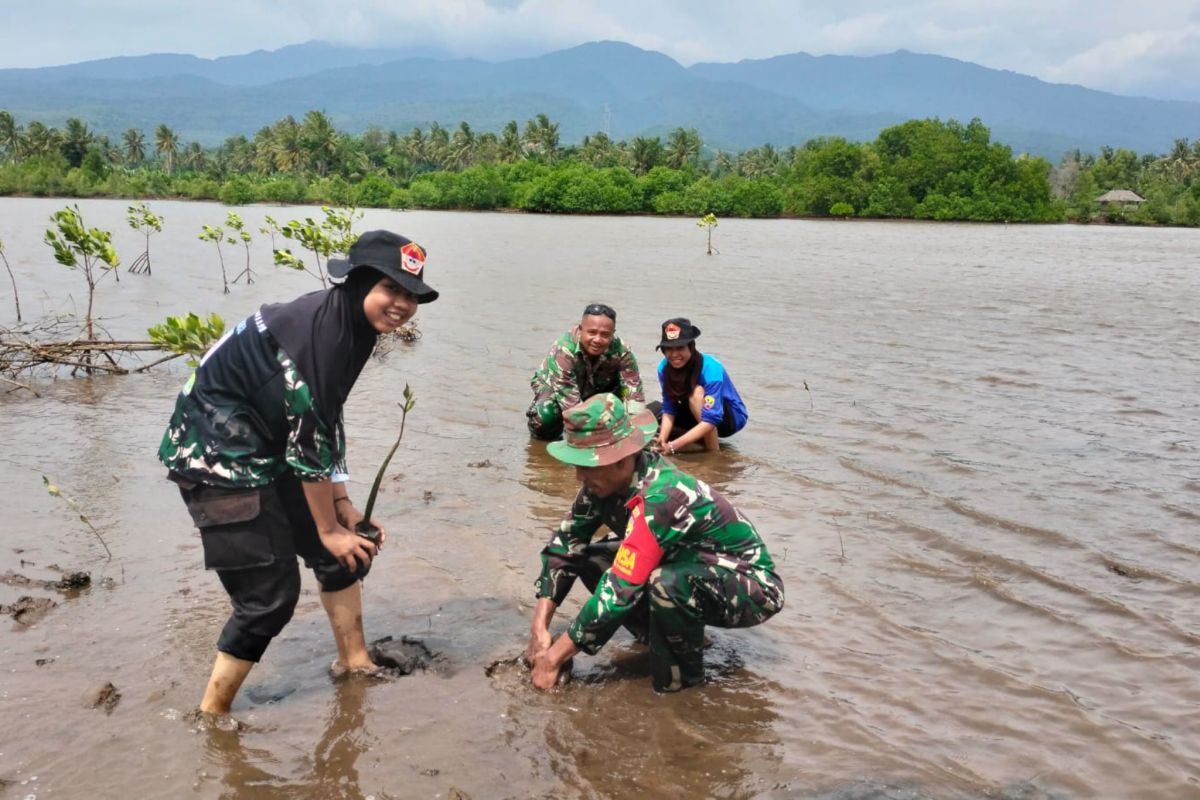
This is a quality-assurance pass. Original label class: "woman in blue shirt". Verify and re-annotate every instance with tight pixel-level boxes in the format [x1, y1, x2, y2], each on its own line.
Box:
[654, 318, 748, 453]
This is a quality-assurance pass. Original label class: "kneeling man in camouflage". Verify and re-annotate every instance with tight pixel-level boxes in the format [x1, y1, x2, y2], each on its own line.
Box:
[527, 393, 784, 692]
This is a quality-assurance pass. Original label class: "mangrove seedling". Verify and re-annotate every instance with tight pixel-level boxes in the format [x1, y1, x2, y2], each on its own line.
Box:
[147, 312, 227, 367]
[44, 205, 120, 342]
[274, 206, 362, 287]
[357, 384, 416, 543]
[697, 212, 718, 255]
[198, 223, 230, 294]
[0, 234, 20, 321]
[43, 474, 112, 560]
[125, 202, 163, 275]
[225, 212, 254, 285]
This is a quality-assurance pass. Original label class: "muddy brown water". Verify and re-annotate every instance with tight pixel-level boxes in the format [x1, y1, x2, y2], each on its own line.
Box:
[0, 198, 1197, 799]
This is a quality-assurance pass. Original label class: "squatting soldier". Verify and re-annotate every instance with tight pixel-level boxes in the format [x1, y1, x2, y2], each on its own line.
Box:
[526, 303, 644, 440]
[527, 393, 784, 692]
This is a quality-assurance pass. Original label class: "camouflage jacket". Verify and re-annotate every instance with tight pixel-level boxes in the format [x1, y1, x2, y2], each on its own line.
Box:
[529, 326, 644, 409]
[535, 450, 779, 654]
[158, 310, 346, 488]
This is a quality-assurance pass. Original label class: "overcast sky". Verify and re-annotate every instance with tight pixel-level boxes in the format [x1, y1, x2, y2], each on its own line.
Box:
[4, 0, 1199, 101]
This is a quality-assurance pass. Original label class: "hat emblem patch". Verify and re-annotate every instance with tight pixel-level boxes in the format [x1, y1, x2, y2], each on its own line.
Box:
[399, 242, 425, 275]
[665, 323, 681, 340]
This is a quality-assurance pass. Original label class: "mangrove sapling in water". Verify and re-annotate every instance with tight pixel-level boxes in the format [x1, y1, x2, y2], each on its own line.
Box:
[225, 212, 255, 285]
[43, 474, 112, 561]
[125, 202, 162, 275]
[697, 212, 718, 255]
[357, 384, 416, 544]
[146, 312, 226, 368]
[0, 235, 21, 322]
[273, 205, 362, 287]
[44, 205, 120, 344]
[198, 223, 230, 294]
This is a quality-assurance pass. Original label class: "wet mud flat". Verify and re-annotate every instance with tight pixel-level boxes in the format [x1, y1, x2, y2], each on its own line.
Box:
[1, 202, 1198, 797]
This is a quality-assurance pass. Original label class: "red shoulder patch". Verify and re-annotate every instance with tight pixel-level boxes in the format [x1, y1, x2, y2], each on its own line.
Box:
[611, 497, 663, 584]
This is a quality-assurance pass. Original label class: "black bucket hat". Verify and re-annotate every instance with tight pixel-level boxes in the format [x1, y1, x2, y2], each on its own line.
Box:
[656, 317, 701, 350]
[328, 230, 439, 303]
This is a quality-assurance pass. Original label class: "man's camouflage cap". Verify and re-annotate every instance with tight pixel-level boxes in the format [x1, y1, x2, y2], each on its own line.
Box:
[547, 393, 658, 467]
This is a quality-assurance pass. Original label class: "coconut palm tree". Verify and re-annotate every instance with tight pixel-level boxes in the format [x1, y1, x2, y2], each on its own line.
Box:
[182, 141, 207, 172]
[21, 121, 60, 158]
[449, 121, 476, 169]
[270, 116, 304, 172]
[0, 111, 21, 162]
[498, 120, 521, 163]
[522, 114, 559, 162]
[665, 127, 701, 170]
[301, 109, 339, 176]
[427, 122, 450, 169]
[122, 128, 146, 166]
[628, 136, 664, 175]
[155, 124, 179, 173]
[403, 127, 427, 167]
[61, 117, 93, 168]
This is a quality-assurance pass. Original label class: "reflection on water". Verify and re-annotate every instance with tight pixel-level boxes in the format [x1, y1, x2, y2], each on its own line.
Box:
[542, 664, 780, 798]
[205, 680, 374, 800]
[1, 200, 1197, 798]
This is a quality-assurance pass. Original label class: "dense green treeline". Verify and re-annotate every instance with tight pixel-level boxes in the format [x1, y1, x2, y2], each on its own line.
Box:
[1, 109, 1198, 225]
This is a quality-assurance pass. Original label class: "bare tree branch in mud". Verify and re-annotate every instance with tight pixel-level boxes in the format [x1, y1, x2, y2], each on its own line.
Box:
[1, 310, 226, 386]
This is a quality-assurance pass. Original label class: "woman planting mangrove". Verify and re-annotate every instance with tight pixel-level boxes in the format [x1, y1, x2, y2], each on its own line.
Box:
[654, 317, 748, 453]
[157, 230, 438, 716]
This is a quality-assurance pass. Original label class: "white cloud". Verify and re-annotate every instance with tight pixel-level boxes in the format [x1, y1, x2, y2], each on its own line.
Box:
[1, 0, 1198, 101]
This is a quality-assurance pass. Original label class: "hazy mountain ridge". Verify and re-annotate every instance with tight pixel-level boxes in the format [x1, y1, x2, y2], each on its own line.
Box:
[2, 40, 1198, 158]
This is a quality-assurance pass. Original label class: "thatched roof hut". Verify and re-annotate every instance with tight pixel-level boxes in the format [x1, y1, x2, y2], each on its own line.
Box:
[1097, 189, 1145, 204]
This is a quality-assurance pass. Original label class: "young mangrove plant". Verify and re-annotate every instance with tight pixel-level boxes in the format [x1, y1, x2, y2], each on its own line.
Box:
[0, 235, 20, 322]
[44, 205, 120, 345]
[357, 384, 416, 543]
[259, 214, 280, 250]
[198, 223, 230, 294]
[697, 212, 718, 255]
[43, 474, 112, 561]
[273, 206, 362, 287]
[125, 202, 163, 275]
[225, 212, 255, 285]
[147, 312, 227, 367]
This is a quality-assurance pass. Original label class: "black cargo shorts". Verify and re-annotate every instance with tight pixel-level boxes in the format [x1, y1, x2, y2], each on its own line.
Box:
[173, 471, 370, 662]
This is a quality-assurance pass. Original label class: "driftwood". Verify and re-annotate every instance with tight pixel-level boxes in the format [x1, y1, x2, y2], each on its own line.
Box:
[1, 316, 182, 384]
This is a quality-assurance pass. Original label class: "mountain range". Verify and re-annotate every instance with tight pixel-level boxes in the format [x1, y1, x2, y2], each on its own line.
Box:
[2, 40, 1198, 159]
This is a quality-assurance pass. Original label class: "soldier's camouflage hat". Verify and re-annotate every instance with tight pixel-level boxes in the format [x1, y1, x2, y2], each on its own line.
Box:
[547, 394, 658, 467]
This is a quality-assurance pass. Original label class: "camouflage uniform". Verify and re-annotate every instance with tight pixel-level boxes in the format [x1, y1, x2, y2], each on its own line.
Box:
[159, 310, 346, 488]
[536, 448, 784, 692]
[527, 326, 645, 440]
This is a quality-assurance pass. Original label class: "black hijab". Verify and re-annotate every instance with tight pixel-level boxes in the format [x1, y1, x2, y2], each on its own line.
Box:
[260, 267, 383, 431]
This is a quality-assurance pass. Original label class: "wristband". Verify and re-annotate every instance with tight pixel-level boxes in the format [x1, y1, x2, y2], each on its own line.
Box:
[334, 496, 353, 506]
[668, 442, 675, 455]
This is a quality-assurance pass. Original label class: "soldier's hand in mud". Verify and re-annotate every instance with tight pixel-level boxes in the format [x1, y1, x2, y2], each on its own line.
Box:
[524, 626, 553, 668]
[318, 525, 377, 572]
[530, 650, 562, 690]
